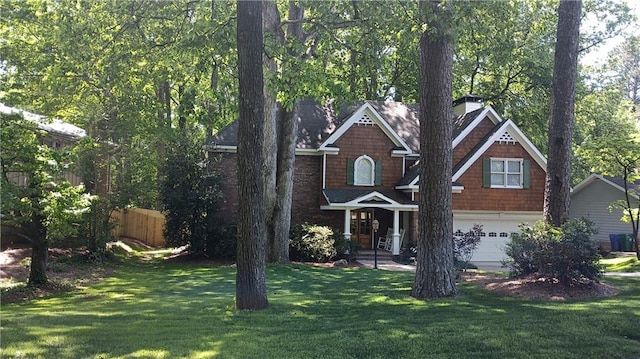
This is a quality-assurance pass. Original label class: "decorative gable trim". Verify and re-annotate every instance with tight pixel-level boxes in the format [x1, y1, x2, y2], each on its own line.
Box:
[355, 112, 375, 125]
[321, 190, 417, 210]
[452, 106, 502, 149]
[452, 119, 547, 182]
[318, 103, 412, 154]
[496, 131, 516, 144]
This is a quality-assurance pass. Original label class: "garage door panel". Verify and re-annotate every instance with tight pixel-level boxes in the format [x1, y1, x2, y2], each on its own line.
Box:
[454, 219, 533, 262]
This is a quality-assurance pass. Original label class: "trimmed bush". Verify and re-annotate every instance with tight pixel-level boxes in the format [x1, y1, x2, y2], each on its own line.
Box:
[503, 218, 601, 285]
[289, 224, 338, 263]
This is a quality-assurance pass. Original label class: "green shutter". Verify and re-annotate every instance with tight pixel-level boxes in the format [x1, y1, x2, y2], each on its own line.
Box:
[347, 158, 354, 185]
[483, 158, 491, 188]
[523, 160, 531, 188]
[375, 160, 383, 185]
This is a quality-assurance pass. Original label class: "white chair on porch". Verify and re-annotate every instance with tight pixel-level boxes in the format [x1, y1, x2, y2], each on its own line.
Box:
[377, 228, 393, 250]
[384, 229, 405, 252]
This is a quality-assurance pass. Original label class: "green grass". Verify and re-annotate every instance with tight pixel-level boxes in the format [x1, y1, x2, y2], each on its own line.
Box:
[1, 258, 639, 359]
[601, 255, 640, 272]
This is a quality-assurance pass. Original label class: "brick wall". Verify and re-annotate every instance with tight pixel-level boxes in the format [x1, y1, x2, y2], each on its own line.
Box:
[212, 153, 239, 222]
[453, 142, 545, 211]
[212, 152, 345, 228]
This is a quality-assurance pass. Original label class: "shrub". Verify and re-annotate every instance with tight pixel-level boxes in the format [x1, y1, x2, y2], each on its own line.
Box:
[206, 222, 237, 260]
[289, 224, 338, 262]
[334, 234, 363, 262]
[160, 133, 227, 259]
[503, 218, 601, 285]
[454, 224, 483, 271]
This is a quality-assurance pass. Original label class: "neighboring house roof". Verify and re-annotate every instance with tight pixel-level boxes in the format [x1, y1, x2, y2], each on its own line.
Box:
[572, 174, 640, 199]
[0, 103, 87, 140]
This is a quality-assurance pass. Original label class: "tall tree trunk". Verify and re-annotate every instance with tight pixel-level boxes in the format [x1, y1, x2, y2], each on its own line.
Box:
[263, 1, 283, 262]
[263, 0, 304, 263]
[236, 0, 268, 310]
[411, 0, 457, 299]
[26, 212, 48, 286]
[544, 0, 582, 226]
[272, 104, 299, 262]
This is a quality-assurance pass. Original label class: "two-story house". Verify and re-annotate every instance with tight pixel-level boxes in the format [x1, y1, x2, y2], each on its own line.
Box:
[209, 96, 547, 262]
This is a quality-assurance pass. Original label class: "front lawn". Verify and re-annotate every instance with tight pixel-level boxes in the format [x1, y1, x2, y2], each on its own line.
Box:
[1, 257, 639, 359]
[601, 254, 640, 272]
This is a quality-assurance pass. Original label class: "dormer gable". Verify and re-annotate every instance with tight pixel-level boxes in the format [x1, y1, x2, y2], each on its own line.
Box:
[318, 103, 413, 155]
[452, 119, 547, 182]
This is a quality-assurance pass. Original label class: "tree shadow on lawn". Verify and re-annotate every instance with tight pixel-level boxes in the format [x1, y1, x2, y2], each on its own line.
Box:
[2, 260, 639, 358]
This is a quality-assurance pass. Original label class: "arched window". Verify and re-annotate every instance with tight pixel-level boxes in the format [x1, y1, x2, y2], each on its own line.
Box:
[354, 155, 375, 186]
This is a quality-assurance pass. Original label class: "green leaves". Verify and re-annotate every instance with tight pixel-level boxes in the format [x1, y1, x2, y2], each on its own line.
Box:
[1, 112, 94, 242]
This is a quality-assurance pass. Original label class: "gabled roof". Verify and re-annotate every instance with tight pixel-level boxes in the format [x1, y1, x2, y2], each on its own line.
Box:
[572, 174, 640, 199]
[318, 102, 413, 154]
[209, 99, 497, 155]
[452, 119, 547, 182]
[322, 188, 416, 209]
[397, 118, 547, 187]
[0, 103, 86, 140]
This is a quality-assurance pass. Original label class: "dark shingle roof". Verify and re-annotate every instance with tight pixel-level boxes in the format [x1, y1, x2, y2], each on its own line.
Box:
[603, 175, 640, 192]
[210, 99, 485, 153]
[453, 108, 484, 139]
[397, 162, 420, 186]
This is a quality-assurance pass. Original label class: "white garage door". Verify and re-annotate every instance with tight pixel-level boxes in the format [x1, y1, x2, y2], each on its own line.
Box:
[453, 217, 535, 262]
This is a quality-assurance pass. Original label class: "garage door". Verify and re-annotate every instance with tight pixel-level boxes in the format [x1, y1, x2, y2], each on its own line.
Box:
[453, 218, 531, 262]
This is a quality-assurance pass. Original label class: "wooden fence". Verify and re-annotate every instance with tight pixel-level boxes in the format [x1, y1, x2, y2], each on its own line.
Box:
[112, 208, 166, 247]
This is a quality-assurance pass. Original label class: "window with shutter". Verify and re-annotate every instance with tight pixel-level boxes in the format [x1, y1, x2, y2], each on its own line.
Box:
[353, 155, 375, 186]
[347, 159, 354, 185]
[484, 158, 529, 189]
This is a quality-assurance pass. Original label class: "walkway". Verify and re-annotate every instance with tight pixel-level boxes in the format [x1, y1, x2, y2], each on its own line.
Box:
[355, 258, 507, 272]
[356, 257, 640, 276]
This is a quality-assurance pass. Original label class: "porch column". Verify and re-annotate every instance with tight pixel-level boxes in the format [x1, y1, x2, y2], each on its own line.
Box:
[392, 209, 400, 255]
[343, 209, 352, 241]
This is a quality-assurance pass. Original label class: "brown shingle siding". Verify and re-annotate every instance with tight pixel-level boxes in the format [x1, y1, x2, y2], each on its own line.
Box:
[453, 142, 545, 212]
[453, 118, 496, 167]
[326, 125, 405, 189]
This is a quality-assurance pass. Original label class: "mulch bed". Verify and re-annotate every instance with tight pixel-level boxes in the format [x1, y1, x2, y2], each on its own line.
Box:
[1, 247, 115, 304]
[462, 272, 619, 300]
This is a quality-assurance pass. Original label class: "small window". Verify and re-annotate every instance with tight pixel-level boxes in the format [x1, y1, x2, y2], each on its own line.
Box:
[455, 230, 464, 236]
[488, 232, 497, 237]
[354, 155, 375, 186]
[480, 232, 486, 237]
[499, 232, 509, 237]
[490, 158, 523, 188]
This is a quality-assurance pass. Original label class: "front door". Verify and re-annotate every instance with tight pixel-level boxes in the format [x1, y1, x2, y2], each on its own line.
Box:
[351, 209, 374, 248]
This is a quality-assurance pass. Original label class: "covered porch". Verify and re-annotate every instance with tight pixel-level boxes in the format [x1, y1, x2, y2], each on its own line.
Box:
[322, 189, 418, 255]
